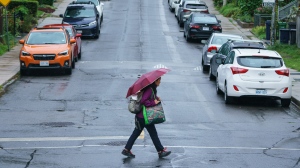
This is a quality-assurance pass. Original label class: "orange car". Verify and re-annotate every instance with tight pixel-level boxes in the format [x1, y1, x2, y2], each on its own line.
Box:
[43, 24, 82, 61]
[19, 27, 76, 75]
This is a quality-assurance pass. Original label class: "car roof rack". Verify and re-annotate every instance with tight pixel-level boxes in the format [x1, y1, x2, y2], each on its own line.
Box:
[70, 1, 95, 5]
[227, 39, 264, 45]
[33, 27, 65, 31]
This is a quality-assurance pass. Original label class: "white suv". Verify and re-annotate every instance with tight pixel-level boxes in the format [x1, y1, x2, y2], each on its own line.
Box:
[77, 0, 104, 25]
[216, 49, 292, 107]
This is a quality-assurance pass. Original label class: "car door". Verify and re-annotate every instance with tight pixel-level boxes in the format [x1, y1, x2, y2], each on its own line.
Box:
[213, 43, 228, 75]
[218, 51, 235, 91]
[184, 14, 192, 35]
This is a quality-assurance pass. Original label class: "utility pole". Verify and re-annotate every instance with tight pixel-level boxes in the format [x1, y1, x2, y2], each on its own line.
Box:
[270, 0, 278, 45]
[297, 0, 300, 48]
[0, 7, 3, 43]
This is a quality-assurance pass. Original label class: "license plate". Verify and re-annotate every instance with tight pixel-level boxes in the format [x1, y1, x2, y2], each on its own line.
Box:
[256, 89, 267, 95]
[203, 27, 209, 31]
[40, 61, 49, 66]
[77, 30, 82, 33]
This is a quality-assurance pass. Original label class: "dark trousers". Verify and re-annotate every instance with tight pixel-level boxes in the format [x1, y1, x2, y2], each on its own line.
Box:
[125, 116, 164, 152]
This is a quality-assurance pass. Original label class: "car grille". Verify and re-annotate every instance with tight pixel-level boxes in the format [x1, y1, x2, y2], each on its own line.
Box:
[71, 24, 89, 28]
[33, 54, 56, 60]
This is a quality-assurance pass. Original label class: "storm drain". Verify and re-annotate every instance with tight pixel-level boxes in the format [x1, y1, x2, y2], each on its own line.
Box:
[100, 141, 127, 146]
[40, 122, 75, 127]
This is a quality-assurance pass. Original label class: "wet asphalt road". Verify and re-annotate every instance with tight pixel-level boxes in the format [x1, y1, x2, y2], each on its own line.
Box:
[1, 0, 300, 167]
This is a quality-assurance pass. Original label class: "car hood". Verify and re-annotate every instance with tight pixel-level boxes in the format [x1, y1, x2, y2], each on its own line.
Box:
[63, 17, 95, 25]
[22, 44, 69, 54]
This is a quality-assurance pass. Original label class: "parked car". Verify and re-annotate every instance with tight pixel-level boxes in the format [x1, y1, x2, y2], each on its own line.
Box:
[59, 1, 101, 39]
[76, 0, 104, 25]
[201, 33, 243, 72]
[183, 13, 221, 42]
[178, 0, 208, 27]
[19, 27, 76, 75]
[168, 0, 180, 12]
[43, 24, 82, 61]
[216, 48, 292, 107]
[175, 0, 197, 19]
[209, 39, 266, 80]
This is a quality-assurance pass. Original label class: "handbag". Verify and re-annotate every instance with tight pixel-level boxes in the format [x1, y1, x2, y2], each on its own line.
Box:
[128, 91, 143, 114]
[143, 103, 166, 125]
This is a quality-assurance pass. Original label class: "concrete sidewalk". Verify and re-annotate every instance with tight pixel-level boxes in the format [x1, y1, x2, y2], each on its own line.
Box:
[1, 0, 300, 107]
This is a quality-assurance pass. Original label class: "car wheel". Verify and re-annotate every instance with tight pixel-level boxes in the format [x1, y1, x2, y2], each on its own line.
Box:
[201, 59, 209, 72]
[209, 66, 215, 80]
[100, 15, 103, 26]
[281, 98, 291, 107]
[224, 83, 233, 104]
[216, 76, 222, 95]
[75, 55, 78, 62]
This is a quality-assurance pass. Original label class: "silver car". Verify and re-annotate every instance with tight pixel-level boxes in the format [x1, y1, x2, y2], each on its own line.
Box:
[201, 33, 243, 72]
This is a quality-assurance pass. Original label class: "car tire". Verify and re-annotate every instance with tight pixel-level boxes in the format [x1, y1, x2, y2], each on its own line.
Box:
[216, 76, 222, 95]
[209, 66, 215, 80]
[72, 58, 75, 69]
[75, 55, 78, 62]
[281, 98, 291, 107]
[185, 31, 191, 42]
[201, 59, 209, 72]
[224, 83, 233, 104]
[100, 15, 103, 26]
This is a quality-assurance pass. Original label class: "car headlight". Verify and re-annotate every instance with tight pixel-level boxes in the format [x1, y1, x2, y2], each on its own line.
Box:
[58, 50, 68, 55]
[21, 50, 30, 56]
[89, 21, 97, 26]
[62, 21, 69, 24]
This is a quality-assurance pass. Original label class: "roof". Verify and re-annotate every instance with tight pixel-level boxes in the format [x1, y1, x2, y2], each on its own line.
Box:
[232, 49, 282, 58]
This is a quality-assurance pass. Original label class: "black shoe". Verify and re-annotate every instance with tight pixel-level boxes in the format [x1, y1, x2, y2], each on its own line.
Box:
[122, 149, 135, 158]
[158, 147, 171, 158]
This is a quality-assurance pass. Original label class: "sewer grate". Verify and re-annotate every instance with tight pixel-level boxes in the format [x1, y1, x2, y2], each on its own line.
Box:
[40, 122, 75, 127]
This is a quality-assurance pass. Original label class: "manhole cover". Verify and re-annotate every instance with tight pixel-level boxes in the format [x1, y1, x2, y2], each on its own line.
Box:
[40, 122, 75, 127]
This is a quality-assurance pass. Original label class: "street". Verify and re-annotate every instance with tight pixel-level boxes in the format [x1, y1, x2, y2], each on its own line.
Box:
[0, 0, 300, 167]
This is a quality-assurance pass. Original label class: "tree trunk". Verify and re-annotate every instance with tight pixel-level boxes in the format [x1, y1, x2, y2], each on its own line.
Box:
[0, 7, 3, 43]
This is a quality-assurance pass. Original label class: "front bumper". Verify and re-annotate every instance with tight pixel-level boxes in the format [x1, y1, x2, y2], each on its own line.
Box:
[20, 55, 72, 70]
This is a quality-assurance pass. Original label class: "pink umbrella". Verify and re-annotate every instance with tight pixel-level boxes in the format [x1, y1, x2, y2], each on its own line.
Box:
[126, 68, 170, 98]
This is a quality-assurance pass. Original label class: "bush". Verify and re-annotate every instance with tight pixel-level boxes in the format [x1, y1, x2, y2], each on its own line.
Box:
[220, 3, 240, 17]
[239, 15, 253, 23]
[252, 26, 266, 39]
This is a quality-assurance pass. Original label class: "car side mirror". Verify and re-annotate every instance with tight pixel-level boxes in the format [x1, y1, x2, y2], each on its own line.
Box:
[179, 4, 182, 7]
[70, 39, 76, 44]
[59, 14, 63, 18]
[218, 20, 221, 23]
[19, 39, 25, 44]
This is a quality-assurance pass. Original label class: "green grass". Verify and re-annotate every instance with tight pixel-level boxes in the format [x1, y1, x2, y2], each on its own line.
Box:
[268, 43, 300, 71]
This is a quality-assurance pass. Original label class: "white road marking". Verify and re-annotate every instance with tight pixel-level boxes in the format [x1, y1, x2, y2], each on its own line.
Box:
[1, 144, 300, 151]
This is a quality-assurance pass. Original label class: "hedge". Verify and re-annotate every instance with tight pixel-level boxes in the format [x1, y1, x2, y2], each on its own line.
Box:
[7, 0, 38, 17]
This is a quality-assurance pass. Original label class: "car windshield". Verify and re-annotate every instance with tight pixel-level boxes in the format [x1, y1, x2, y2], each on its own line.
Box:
[65, 7, 95, 18]
[65, 27, 73, 36]
[237, 56, 283, 68]
[27, 32, 66, 44]
[77, 0, 99, 5]
[212, 36, 242, 45]
[186, 4, 207, 9]
[194, 16, 217, 23]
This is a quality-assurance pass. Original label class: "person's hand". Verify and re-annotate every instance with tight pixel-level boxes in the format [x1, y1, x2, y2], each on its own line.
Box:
[154, 99, 161, 104]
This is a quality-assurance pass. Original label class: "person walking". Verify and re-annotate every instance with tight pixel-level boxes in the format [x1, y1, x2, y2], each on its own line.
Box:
[122, 77, 171, 158]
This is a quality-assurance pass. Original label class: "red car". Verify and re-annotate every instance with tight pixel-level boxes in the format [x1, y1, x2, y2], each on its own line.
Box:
[43, 24, 82, 61]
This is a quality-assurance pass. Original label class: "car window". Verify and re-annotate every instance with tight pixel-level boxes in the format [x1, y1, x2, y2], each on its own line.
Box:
[65, 7, 95, 18]
[27, 32, 66, 44]
[186, 4, 207, 9]
[219, 43, 228, 55]
[224, 51, 234, 64]
[193, 16, 218, 23]
[237, 56, 283, 68]
[77, 0, 99, 5]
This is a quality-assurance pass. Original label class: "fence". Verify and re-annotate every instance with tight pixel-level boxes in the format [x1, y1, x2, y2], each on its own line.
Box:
[254, 14, 272, 27]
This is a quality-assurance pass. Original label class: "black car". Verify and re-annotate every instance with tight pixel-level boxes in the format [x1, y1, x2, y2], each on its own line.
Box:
[209, 39, 266, 80]
[183, 13, 221, 42]
[59, 1, 100, 39]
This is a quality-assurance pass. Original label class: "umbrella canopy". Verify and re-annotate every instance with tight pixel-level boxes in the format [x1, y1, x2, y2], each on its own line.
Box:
[126, 68, 170, 98]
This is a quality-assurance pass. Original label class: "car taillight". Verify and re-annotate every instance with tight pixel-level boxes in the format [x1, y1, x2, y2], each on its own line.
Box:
[230, 67, 248, 75]
[207, 46, 217, 52]
[233, 85, 239, 91]
[183, 9, 191, 13]
[202, 9, 209, 13]
[275, 69, 289, 77]
[189, 24, 200, 29]
[212, 25, 222, 30]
